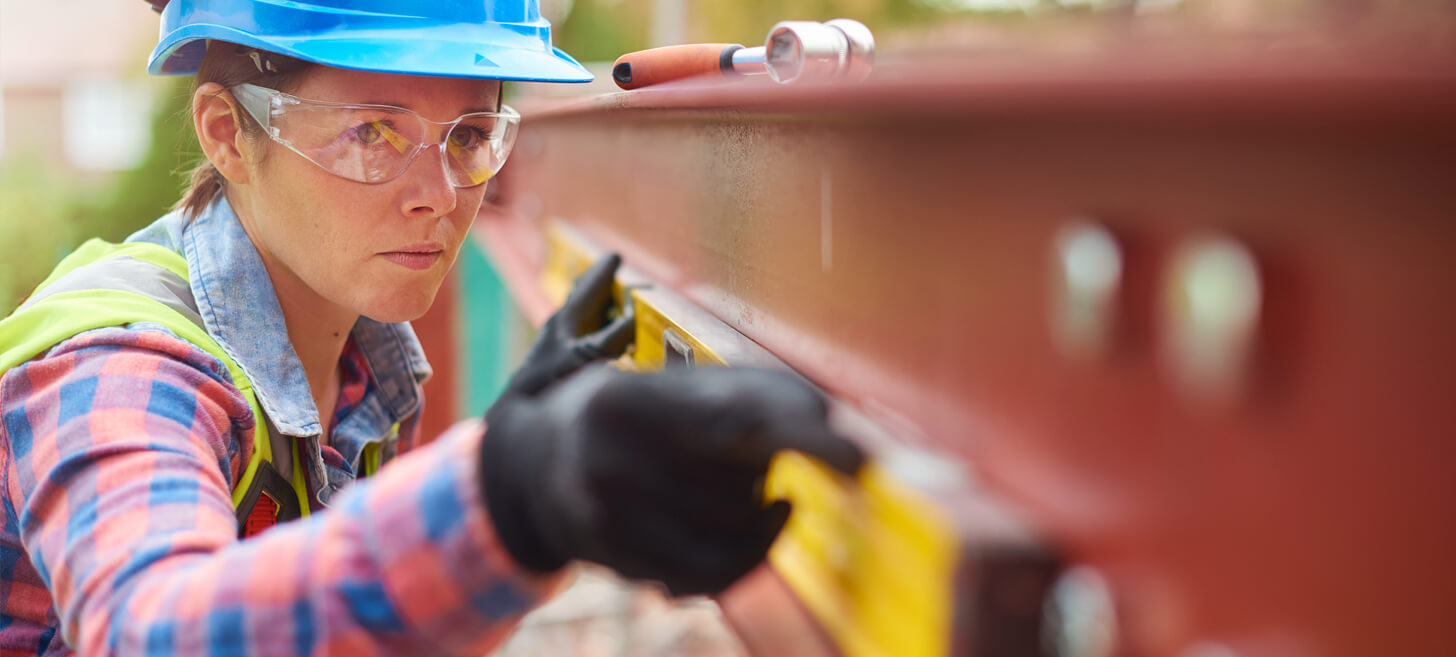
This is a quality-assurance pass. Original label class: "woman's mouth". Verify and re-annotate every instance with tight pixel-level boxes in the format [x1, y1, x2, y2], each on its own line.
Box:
[379, 246, 444, 270]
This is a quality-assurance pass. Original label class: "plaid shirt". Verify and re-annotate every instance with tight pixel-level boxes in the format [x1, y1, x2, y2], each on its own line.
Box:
[0, 201, 550, 656]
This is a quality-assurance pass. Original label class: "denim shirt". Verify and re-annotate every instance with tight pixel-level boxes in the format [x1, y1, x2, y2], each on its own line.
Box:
[127, 197, 432, 505]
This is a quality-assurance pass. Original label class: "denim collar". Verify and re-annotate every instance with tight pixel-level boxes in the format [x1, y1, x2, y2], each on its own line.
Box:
[127, 198, 432, 447]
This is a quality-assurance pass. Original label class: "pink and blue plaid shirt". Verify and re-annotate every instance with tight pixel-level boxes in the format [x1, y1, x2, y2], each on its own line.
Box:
[0, 200, 550, 656]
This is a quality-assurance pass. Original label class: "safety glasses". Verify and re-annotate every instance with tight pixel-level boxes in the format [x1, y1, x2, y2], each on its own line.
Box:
[229, 83, 519, 188]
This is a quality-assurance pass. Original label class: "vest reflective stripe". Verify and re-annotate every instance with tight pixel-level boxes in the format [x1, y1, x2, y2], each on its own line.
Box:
[26, 239, 189, 294]
[0, 238, 346, 536]
[18, 254, 204, 328]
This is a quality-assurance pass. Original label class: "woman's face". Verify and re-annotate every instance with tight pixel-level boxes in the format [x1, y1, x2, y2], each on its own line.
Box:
[232, 67, 501, 324]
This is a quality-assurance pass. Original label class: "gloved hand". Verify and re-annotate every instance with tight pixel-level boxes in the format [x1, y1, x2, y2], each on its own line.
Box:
[479, 366, 864, 597]
[503, 254, 635, 398]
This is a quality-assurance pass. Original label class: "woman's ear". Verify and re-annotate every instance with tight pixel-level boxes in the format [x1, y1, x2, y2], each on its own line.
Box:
[193, 82, 252, 184]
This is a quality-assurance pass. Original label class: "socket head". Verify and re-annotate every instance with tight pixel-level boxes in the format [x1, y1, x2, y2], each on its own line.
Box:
[826, 18, 875, 81]
[765, 18, 875, 83]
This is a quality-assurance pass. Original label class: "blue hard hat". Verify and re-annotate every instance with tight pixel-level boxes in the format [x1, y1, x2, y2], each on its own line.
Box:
[148, 0, 592, 83]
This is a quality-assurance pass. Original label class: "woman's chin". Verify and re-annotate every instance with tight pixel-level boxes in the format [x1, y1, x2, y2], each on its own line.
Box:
[360, 292, 436, 324]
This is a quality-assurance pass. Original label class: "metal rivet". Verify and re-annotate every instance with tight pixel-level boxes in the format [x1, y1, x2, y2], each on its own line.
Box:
[1044, 567, 1118, 657]
[1051, 220, 1123, 361]
[663, 328, 696, 369]
[1162, 235, 1262, 406]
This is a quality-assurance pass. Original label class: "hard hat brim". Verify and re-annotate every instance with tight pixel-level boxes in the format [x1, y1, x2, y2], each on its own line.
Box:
[149, 24, 594, 84]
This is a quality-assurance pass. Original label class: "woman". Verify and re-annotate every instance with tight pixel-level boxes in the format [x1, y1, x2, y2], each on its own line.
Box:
[0, 1, 861, 655]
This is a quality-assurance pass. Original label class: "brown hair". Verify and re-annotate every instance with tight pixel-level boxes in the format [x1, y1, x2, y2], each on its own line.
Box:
[176, 41, 314, 219]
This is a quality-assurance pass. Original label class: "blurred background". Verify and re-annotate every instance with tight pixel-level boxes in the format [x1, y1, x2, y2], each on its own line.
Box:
[2, 0, 1453, 314]
[3, 3, 1454, 657]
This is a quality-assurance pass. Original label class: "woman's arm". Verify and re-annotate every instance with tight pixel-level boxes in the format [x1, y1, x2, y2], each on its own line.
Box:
[0, 326, 554, 657]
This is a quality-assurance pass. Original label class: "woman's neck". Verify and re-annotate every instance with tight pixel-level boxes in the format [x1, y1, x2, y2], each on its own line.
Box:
[230, 193, 355, 436]
[293, 316, 351, 426]
[280, 292, 353, 438]
[262, 258, 356, 438]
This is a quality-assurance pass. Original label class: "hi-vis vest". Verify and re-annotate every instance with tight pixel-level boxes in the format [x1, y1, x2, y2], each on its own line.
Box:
[0, 238, 378, 537]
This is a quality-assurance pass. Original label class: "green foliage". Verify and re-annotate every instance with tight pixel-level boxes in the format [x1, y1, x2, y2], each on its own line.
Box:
[689, 0, 947, 48]
[97, 79, 200, 243]
[0, 154, 89, 313]
[555, 0, 653, 63]
[553, 0, 949, 61]
[0, 78, 195, 314]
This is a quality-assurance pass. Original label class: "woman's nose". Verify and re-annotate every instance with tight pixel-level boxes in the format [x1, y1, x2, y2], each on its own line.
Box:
[399, 143, 458, 217]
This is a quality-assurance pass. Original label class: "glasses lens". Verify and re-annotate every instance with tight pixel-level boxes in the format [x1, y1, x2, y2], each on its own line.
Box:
[270, 104, 425, 184]
[444, 111, 518, 187]
[244, 85, 521, 188]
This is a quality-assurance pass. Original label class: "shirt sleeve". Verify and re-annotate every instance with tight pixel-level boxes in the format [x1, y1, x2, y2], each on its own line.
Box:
[0, 326, 559, 657]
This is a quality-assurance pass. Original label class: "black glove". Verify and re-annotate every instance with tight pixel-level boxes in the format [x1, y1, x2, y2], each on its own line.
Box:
[480, 367, 864, 597]
[503, 254, 635, 398]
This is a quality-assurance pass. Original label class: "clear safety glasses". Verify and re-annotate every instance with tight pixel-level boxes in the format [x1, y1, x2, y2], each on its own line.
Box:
[229, 83, 519, 188]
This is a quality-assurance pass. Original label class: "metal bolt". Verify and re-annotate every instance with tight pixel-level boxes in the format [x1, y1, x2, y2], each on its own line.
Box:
[1051, 220, 1123, 361]
[1044, 566, 1118, 657]
[1161, 235, 1262, 406]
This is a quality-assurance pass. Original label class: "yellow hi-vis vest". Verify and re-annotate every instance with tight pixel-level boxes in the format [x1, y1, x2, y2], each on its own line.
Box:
[0, 238, 377, 537]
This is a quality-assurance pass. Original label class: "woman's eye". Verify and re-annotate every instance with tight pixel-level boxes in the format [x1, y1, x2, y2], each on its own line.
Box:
[449, 127, 487, 149]
[353, 122, 384, 145]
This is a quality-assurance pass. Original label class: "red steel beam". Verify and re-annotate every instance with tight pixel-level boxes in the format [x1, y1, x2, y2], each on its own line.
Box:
[482, 49, 1456, 657]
